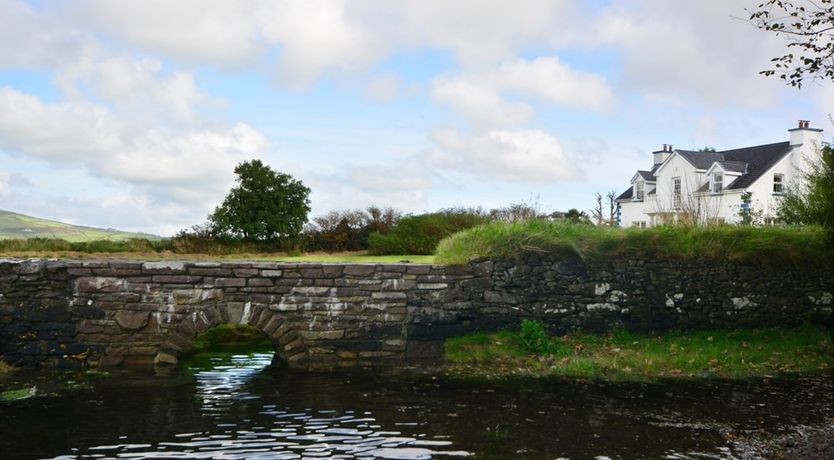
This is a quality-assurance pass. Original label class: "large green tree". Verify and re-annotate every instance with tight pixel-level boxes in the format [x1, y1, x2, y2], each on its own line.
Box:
[209, 159, 311, 241]
[777, 145, 834, 239]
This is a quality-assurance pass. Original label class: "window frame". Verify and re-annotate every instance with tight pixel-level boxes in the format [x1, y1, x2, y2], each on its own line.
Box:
[773, 173, 784, 195]
[634, 180, 644, 201]
[672, 176, 682, 209]
[711, 172, 723, 194]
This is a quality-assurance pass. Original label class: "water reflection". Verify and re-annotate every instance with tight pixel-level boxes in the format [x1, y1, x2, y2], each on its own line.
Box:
[49, 352, 472, 459]
[0, 355, 831, 460]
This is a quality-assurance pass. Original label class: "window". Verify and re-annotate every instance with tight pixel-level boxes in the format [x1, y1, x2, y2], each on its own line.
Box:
[632, 221, 647, 228]
[711, 172, 723, 194]
[773, 173, 784, 194]
[634, 181, 644, 201]
[672, 177, 681, 208]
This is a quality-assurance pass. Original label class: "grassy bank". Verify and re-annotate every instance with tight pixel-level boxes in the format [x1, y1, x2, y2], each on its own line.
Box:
[445, 322, 833, 380]
[0, 248, 433, 264]
[434, 220, 832, 266]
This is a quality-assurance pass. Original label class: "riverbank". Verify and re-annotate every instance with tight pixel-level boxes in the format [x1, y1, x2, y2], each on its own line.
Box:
[444, 322, 834, 381]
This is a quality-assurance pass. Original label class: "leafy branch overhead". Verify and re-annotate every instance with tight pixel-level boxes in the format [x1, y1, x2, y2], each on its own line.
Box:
[748, 0, 834, 87]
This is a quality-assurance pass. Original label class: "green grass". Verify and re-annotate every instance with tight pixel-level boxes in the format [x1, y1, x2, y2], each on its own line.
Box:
[445, 323, 834, 381]
[0, 209, 161, 242]
[261, 254, 434, 263]
[434, 219, 832, 266]
[0, 246, 433, 264]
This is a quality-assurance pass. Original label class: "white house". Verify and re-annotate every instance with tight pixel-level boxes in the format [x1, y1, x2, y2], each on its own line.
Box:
[616, 120, 824, 227]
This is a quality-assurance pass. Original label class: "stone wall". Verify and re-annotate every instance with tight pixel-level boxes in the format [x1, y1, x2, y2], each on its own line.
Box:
[418, 255, 834, 341]
[1, 257, 831, 369]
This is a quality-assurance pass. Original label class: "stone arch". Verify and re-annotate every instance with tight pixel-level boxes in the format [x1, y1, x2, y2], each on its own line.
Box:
[153, 302, 308, 367]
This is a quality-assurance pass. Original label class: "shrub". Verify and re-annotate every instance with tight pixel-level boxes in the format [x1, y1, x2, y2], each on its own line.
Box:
[302, 207, 401, 252]
[519, 319, 560, 355]
[368, 208, 490, 255]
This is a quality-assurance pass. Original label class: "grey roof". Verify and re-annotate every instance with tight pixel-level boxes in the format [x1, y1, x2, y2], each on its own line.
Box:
[715, 160, 748, 174]
[616, 187, 633, 200]
[675, 150, 724, 169]
[663, 141, 793, 190]
[721, 142, 792, 189]
[636, 170, 656, 182]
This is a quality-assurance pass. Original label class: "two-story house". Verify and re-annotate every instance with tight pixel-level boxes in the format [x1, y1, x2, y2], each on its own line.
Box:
[616, 120, 824, 227]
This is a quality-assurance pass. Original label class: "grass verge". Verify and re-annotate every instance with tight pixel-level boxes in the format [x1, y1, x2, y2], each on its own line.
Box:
[0, 250, 433, 264]
[445, 323, 834, 381]
[434, 220, 832, 266]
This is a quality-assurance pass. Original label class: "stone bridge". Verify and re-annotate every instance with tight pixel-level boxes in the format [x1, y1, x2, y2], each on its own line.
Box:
[1, 257, 831, 369]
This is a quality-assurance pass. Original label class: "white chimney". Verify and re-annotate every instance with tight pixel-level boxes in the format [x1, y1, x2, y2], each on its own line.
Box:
[653, 144, 673, 165]
[789, 120, 825, 174]
[789, 119, 823, 146]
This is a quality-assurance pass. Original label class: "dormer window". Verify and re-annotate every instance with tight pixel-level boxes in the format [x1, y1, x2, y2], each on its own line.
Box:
[711, 172, 723, 194]
[773, 173, 784, 194]
[634, 181, 644, 201]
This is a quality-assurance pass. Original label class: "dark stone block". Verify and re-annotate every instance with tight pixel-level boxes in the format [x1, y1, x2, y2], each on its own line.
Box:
[327, 340, 383, 352]
[405, 340, 444, 359]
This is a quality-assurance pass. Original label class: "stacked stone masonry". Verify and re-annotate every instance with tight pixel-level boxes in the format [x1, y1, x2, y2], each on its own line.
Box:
[0, 257, 831, 369]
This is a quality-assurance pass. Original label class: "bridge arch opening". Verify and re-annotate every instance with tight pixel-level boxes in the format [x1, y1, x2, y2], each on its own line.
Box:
[152, 303, 308, 368]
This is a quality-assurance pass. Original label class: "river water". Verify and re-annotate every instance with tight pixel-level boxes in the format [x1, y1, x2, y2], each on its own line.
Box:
[1, 352, 832, 459]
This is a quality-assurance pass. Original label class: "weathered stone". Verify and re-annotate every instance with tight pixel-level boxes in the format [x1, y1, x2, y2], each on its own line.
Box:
[114, 311, 150, 331]
[417, 283, 447, 290]
[142, 261, 186, 272]
[248, 278, 274, 287]
[299, 330, 345, 340]
[343, 265, 376, 276]
[371, 292, 407, 300]
[215, 278, 246, 287]
[154, 352, 178, 365]
[75, 277, 125, 292]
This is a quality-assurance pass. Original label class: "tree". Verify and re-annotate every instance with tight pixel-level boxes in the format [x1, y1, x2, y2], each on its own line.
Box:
[748, 0, 834, 88]
[590, 190, 618, 226]
[209, 159, 311, 241]
[777, 144, 834, 239]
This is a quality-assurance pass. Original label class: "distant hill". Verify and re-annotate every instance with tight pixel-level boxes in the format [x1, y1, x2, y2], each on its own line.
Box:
[0, 209, 162, 242]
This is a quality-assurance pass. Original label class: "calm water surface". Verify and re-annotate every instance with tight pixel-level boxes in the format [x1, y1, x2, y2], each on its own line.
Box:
[1, 352, 832, 459]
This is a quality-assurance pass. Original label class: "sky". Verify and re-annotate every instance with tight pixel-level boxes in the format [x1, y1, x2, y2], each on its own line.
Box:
[0, 0, 831, 236]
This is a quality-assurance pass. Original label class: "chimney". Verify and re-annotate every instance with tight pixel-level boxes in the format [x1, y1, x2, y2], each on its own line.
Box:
[653, 143, 673, 165]
[789, 119, 823, 146]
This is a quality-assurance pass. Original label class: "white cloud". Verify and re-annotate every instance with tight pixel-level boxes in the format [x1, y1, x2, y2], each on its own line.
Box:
[432, 57, 613, 126]
[428, 128, 580, 182]
[593, 0, 790, 107]
[431, 78, 534, 127]
[72, 0, 263, 68]
[0, 87, 268, 210]
[63, 0, 583, 87]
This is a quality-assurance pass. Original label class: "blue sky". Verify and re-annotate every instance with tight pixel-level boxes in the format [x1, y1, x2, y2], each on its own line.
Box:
[0, 0, 830, 235]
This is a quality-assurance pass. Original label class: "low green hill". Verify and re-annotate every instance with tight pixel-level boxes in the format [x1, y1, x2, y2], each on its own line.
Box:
[0, 209, 161, 242]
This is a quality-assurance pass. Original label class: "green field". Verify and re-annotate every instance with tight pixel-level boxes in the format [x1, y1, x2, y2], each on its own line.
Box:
[0, 209, 160, 242]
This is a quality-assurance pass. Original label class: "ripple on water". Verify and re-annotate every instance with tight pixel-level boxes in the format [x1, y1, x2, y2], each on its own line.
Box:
[49, 352, 472, 460]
